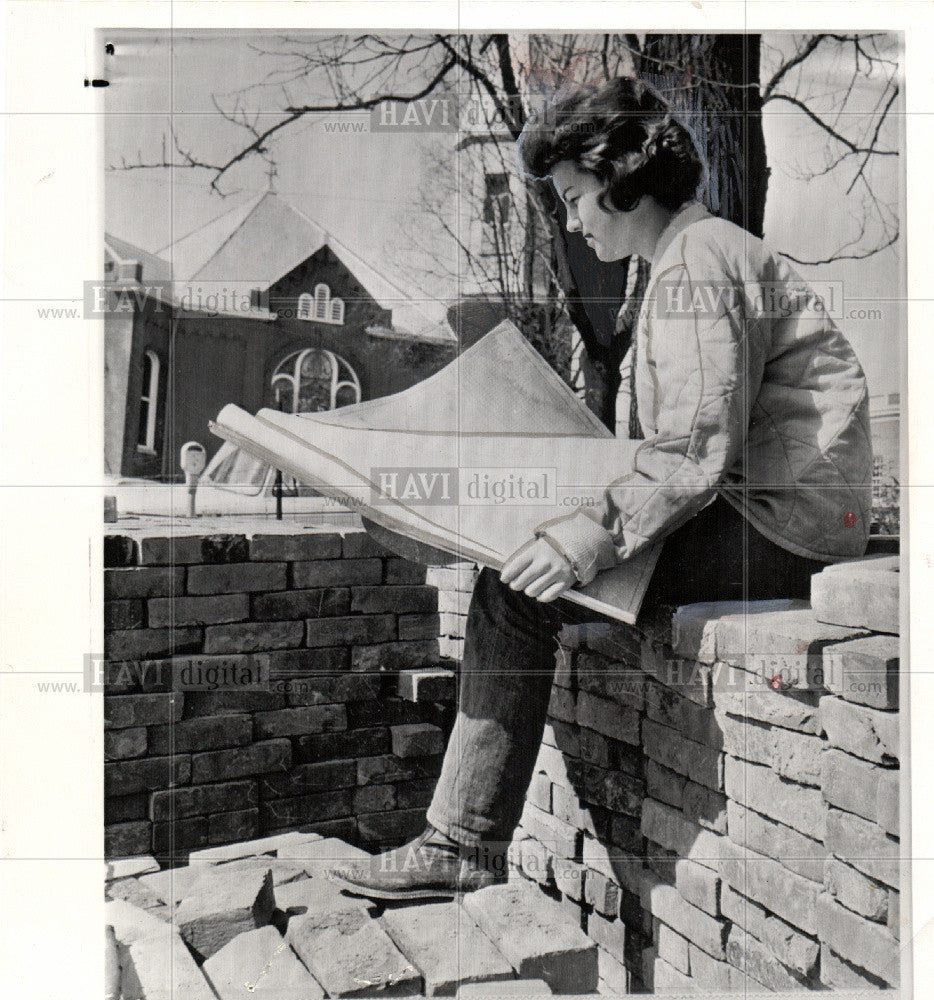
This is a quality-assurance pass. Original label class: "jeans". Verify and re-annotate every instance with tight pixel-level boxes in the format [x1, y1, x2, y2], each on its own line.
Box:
[425, 495, 826, 846]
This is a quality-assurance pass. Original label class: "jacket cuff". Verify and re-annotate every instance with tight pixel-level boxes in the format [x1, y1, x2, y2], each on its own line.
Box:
[535, 512, 618, 586]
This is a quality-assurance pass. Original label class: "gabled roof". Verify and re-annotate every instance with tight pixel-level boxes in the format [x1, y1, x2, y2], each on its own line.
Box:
[150, 191, 454, 341]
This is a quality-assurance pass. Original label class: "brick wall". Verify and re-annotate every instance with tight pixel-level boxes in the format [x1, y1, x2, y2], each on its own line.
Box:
[509, 555, 902, 994]
[103, 527, 468, 862]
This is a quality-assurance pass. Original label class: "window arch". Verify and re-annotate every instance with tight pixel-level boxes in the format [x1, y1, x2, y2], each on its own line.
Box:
[296, 283, 345, 325]
[271, 348, 361, 413]
[136, 349, 160, 453]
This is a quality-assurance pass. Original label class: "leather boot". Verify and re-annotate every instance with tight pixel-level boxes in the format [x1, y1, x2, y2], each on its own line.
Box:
[327, 826, 507, 901]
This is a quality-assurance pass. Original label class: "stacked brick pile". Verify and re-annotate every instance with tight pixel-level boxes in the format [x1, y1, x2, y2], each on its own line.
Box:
[427, 562, 477, 662]
[105, 831, 600, 998]
[104, 527, 459, 862]
[506, 554, 902, 993]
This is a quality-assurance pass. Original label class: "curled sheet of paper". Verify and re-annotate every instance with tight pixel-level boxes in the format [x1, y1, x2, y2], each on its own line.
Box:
[211, 321, 662, 624]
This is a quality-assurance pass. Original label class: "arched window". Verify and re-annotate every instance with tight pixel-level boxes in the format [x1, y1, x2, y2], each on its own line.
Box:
[314, 284, 330, 321]
[297, 283, 345, 325]
[136, 349, 160, 452]
[271, 348, 361, 413]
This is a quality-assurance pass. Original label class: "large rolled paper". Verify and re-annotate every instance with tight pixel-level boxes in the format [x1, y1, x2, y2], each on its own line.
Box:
[211, 321, 663, 624]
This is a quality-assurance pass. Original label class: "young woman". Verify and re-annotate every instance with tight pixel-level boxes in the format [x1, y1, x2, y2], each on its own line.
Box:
[331, 75, 873, 900]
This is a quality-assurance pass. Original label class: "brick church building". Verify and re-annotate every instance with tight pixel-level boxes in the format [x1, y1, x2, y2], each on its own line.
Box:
[104, 191, 457, 479]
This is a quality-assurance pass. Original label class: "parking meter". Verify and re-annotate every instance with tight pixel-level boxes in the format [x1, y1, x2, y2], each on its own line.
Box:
[180, 442, 207, 516]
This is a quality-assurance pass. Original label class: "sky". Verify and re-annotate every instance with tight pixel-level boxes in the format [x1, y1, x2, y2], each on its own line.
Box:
[103, 31, 904, 397]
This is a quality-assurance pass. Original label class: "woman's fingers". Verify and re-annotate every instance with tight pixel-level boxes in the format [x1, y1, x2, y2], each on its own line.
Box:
[537, 579, 572, 603]
[500, 543, 535, 584]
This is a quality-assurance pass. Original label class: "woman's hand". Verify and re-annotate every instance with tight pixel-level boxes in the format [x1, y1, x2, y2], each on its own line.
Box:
[500, 537, 577, 602]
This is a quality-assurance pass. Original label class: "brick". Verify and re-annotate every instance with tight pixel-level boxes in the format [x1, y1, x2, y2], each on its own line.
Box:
[176, 865, 275, 960]
[576, 727, 610, 768]
[105, 566, 185, 599]
[260, 790, 353, 829]
[104, 534, 138, 567]
[888, 888, 900, 939]
[645, 760, 685, 809]
[138, 865, 207, 906]
[577, 651, 647, 710]
[516, 836, 552, 885]
[149, 780, 256, 821]
[297, 726, 390, 763]
[187, 562, 286, 594]
[288, 899, 420, 997]
[609, 813, 643, 854]
[351, 584, 437, 614]
[578, 762, 643, 816]
[152, 816, 209, 856]
[106, 875, 166, 912]
[351, 639, 440, 672]
[521, 802, 580, 860]
[548, 684, 577, 723]
[105, 727, 147, 761]
[821, 943, 891, 989]
[204, 620, 303, 654]
[191, 741, 291, 783]
[656, 921, 690, 973]
[187, 831, 318, 864]
[122, 931, 217, 1000]
[682, 780, 727, 833]
[258, 760, 357, 799]
[253, 704, 346, 739]
[438, 611, 467, 636]
[820, 695, 899, 763]
[250, 533, 342, 561]
[202, 925, 325, 1000]
[584, 869, 621, 916]
[147, 593, 250, 628]
[727, 800, 827, 882]
[147, 715, 251, 755]
[437, 589, 472, 615]
[640, 798, 727, 871]
[725, 926, 808, 991]
[209, 809, 259, 845]
[106, 855, 159, 882]
[811, 556, 899, 634]
[597, 946, 631, 994]
[463, 880, 598, 993]
[582, 835, 641, 895]
[525, 771, 551, 813]
[356, 808, 426, 845]
[720, 883, 820, 976]
[384, 558, 428, 584]
[183, 690, 285, 716]
[106, 821, 152, 858]
[822, 747, 899, 834]
[105, 628, 201, 660]
[543, 719, 581, 759]
[642, 718, 724, 790]
[139, 534, 205, 565]
[253, 587, 350, 621]
[687, 943, 732, 990]
[292, 557, 381, 588]
[553, 856, 586, 901]
[106, 793, 149, 824]
[640, 870, 727, 958]
[586, 910, 627, 965]
[105, 599, 146, 631]
[397, 667, 454, 703]
[823, 634, 899, 710]
[354, 783, 396, 813]
[724, 756, 825, 840]
[645, 679, 722, 746]
[718, 711, 823, 786]
[106, 755, 190, 797]
[391, 722, 444, 757]
[266, 647, 350, 677]
[305, 613, 395, 647]
[283, 672, 381, 707]
[824, 858, 889, 921]
[718, 837, 819, 934]
[397, 613, 441, 641]
[675, 857, 720, 915]
[576, 690, 639, 744]
[816, 890, 899, 984]
[825, 806, 900, 888]
[395, 777, 436, 811]
[715, 686, 822, 733]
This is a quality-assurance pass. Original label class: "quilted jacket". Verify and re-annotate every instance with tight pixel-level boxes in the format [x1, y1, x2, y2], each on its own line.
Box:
[537, 199, 874, 586]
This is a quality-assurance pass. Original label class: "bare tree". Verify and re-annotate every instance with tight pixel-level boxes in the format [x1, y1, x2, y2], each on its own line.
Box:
[110, 32, 900, 411]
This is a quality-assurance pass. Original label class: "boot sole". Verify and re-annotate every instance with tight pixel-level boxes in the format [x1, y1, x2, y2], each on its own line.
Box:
[329, 873, 461, 901]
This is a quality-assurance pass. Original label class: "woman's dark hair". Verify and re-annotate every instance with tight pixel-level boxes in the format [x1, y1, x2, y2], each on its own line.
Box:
[517, 76, 706, 213]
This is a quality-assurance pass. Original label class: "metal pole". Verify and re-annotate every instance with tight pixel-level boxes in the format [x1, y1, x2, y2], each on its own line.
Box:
[274, 469, 283, 520]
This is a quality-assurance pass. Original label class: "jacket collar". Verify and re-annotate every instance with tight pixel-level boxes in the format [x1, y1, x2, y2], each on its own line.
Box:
[650, 199, 712, 266]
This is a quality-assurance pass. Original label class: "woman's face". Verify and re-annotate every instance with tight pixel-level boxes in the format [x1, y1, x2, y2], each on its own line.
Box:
[551, 160, 643, 261]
